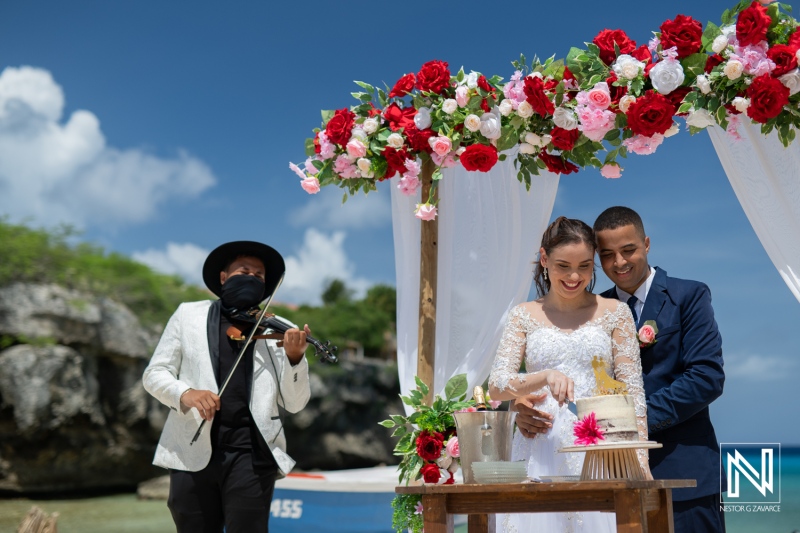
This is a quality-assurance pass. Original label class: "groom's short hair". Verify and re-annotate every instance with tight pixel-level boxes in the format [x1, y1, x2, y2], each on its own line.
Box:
[593, 206, 646, 238]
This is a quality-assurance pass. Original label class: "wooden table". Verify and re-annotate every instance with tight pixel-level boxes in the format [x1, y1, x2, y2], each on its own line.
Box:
[396, 479, 696, 533]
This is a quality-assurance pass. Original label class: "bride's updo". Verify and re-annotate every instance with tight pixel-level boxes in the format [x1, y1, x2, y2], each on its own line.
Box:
[534, 216, 597, 296]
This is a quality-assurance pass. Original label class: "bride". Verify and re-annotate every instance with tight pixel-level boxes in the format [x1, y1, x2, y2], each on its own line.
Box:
[488, 216, 651, 533]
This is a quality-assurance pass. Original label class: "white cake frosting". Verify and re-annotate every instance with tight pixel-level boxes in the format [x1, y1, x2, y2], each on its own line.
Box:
[576, 395, 638, 443]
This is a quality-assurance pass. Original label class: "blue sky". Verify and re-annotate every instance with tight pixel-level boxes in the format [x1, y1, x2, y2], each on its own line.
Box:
[1, 0, 798, 444]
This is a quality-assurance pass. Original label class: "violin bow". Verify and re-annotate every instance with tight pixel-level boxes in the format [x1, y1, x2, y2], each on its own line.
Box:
[190, 272, 285, 446]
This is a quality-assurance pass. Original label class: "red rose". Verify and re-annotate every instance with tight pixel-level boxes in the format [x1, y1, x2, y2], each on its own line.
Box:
[593, 29, 637, 65]
[416, 60, 451, 95]
[705, 54, 724, 73]
[523, 76, 555, 116]
[539, 151, 579, 175]
[605, 72, 628, 105]
[631, 45, 653, 64]
[383, 146, 410, 179]
[459, 144, 499, 172]
[367, 102, 382, 117]
[416, 430, 445, 462]
[444, 471, 455, 485]
[625, 92, 676, 137]
[325, 108, 356, 146]
[420, 464, 441, 484]
[389, 73, 416, 98]
[768, 44, 799, 76]
[383, 103, 416, 132]
[747, 74, 790, 123]
[405, 126, 435, 153]
[313, 132, 321, 154]
[789, 30, 800, 49]
[666, 86, 692, 115]
[659, 15, 703, 59]
[477, 75, 493, 93]
[550, 127, 580, 151]
[736, 1, 772, 47]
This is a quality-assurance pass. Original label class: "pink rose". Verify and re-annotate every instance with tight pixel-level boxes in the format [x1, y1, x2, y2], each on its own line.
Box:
[415, 203, 438, 221]
[587, 82, 612, 109]
[300, 177, 320, 194]
[346, 139, 367, 159]
[445, 437, 460, 458]
[638, 324, 656, 344]
[600, 164, 622, 179]
[456, 85, 469, 107]
[431, 151, 457, 168]
[622, 133, 665, 155]
[397, 175, 420, 196]
[429, 136, 453, 157]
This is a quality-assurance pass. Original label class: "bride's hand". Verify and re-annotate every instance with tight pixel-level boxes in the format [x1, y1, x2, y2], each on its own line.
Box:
[545, 370, 574, 405]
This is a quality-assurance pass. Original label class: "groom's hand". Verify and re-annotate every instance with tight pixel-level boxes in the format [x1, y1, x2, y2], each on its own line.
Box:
[512, 393, 553, 439]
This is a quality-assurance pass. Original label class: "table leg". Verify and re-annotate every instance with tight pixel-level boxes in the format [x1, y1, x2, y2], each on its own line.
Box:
[467, 513, 494, 533]
[614, 489, 646, 533]
[645, 489, 674, 533]
[422, 494, 453, 533]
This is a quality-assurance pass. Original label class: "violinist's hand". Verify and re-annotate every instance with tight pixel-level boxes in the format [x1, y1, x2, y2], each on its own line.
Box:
[282, 324, 311, 365]
[180, 389, 220, 421]
[512, 393, 553, 439]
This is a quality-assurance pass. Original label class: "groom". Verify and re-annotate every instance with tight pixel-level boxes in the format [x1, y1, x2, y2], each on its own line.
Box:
[514, 206, 726, 533]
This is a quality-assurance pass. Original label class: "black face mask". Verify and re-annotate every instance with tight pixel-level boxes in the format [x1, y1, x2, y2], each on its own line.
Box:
[220, 275, 265, 310]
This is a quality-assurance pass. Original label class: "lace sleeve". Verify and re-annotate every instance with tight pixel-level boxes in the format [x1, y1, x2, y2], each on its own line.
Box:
[610, 302, 651, 475]
[488, 306, 529, 398]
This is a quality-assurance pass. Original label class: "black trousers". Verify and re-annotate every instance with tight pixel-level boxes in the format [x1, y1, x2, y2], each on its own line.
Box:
[168, 448, 277, 533]
[673, 494, 726, 533]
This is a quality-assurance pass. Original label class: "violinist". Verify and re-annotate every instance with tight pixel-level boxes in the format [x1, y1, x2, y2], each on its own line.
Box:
[143, 240, 311, 533]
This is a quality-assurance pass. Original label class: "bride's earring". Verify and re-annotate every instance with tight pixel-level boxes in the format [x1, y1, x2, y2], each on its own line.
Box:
[543, 267, 548, 280]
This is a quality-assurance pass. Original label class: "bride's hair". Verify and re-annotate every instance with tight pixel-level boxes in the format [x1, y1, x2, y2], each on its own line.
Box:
[534, 216, 596, 296]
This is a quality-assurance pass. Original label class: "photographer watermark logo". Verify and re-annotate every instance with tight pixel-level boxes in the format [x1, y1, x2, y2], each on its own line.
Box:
[720, 443, 781, 513]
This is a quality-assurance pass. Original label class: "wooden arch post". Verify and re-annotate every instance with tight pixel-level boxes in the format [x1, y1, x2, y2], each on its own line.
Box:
[417, 158, 438, 406]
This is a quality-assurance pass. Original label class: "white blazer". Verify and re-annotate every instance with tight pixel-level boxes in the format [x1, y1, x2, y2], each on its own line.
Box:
[142, 300, 310, 477]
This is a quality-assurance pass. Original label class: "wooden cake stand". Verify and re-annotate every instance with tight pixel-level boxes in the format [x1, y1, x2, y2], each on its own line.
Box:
[559, 441, 662, 481]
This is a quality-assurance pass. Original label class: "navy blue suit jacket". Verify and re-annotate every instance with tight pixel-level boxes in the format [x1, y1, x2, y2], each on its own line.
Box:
[601, 267, 725, 501]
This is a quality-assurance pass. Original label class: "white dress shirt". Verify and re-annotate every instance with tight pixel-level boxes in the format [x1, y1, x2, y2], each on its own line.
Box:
[615, 267, 656, 322]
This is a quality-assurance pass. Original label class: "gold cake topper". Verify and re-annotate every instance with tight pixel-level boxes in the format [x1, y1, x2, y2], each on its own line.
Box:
[591, 356, 628, 395]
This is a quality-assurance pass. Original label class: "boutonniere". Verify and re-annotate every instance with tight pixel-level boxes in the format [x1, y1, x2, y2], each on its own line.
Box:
[637, 320, 658, 348]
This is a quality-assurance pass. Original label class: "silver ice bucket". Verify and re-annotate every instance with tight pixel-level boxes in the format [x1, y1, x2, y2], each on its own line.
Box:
[454, 411, 517, 484]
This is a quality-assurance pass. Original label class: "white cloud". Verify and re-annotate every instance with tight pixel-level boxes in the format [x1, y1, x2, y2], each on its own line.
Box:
[0, 66, 216, 228]
[726, 354, 796, 381]
[289, 188, 392, 230]
[132, 242, 210, 286]
[282, 228, 372, 305]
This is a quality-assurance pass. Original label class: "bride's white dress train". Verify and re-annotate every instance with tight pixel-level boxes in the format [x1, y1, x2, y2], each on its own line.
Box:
[489, 300, 648, 533]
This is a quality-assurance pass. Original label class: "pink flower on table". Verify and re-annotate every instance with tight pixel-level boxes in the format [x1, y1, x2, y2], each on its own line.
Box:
[429, 136, 453, 157]
[397, 175, 421, 196]
[304, 157, 319, 175]
[623, 133, 665, 155]
[289, 162, 306, 180]
[431, 151, 457, 168]
[586, 82, 612, 110]
[300, 177, 320, 194]
[600, 163, 622, 179]
[346, 139, 367, 159]
[445, 437, 460, 458]
[573, 412, 605, 446]
[415, 203, 438, 221]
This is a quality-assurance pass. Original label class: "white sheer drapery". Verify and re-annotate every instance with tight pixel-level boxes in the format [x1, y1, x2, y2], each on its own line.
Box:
[391, 152, 560, 403]
[708, 122, 800, 302]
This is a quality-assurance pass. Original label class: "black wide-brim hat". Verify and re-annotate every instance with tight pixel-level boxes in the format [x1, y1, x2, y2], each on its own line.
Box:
[202, 241, 285, 300]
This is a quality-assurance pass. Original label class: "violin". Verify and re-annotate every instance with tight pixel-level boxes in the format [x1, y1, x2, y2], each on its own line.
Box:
[226, 309, 338, 363]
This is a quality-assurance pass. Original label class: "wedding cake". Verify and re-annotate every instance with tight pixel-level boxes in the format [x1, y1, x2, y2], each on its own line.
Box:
[575, 395, 638, 443]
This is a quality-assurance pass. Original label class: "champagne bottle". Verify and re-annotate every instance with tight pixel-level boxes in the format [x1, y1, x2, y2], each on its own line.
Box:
[473, 386, 489, 411]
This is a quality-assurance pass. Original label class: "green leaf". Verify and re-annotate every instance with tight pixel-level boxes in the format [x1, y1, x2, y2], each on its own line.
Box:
[701, 21, 722, 51]
[304, 137, 316, 157]
[392, 425, 409, 438]
[444, 373, 468, 400]
[321, 109, 335, 126]
[497, 126, 520, 152]
[354, 81, 375, 94]
[603, 129, 621, 142]
[680, 53, 710, 85]
[414, 376, 430, 398]
[379, 419, 396, 428]
[566, 47, 586, 78]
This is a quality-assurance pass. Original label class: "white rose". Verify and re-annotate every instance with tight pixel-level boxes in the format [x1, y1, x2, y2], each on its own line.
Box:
[527, 71, 543, 79]
[414, 107, 432, 130]
[516, 101, 534, 118]
[350, 128, 367, 141]
[498, 99, 514, 116]
[650, 60, 685, 95]
[779, 69, 800, 96]
[541, 134, 552, 146]
[480, 111, 502, 140]
[442, 99, 458, 115]
[685, 108, 717, 129]
[553, 107, 579, 130]
[696, 75, 712, 95]
[362, 118, 379, 135]
[732, 96, 750, 113]
[665, 123, 680, 137]
[712, 35, 729, 54]
[519, 142, 537, 155]
[455, 146, 466, 156]
[386, 133, 405, 149]
[619, 95, 637, 114]
[723, 60, 744, 80]
[357, 157, 372, 173]
[720, 25, 736, 39]
[464, 114, 482, 132]
[613, 55, 645, 80]
[465, 71, 479, 89]
[524, 132, 542, 146]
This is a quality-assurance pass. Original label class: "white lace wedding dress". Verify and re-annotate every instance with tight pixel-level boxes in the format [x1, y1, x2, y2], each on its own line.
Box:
[488, 300, 648, 533]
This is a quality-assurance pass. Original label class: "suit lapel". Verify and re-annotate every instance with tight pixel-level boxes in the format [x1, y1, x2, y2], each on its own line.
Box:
[207, 300, 221, 385]
[640, 267, 668, 327]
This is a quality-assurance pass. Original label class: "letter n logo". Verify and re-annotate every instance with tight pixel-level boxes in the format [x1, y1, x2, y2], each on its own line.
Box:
[720, 443, 780, 504]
